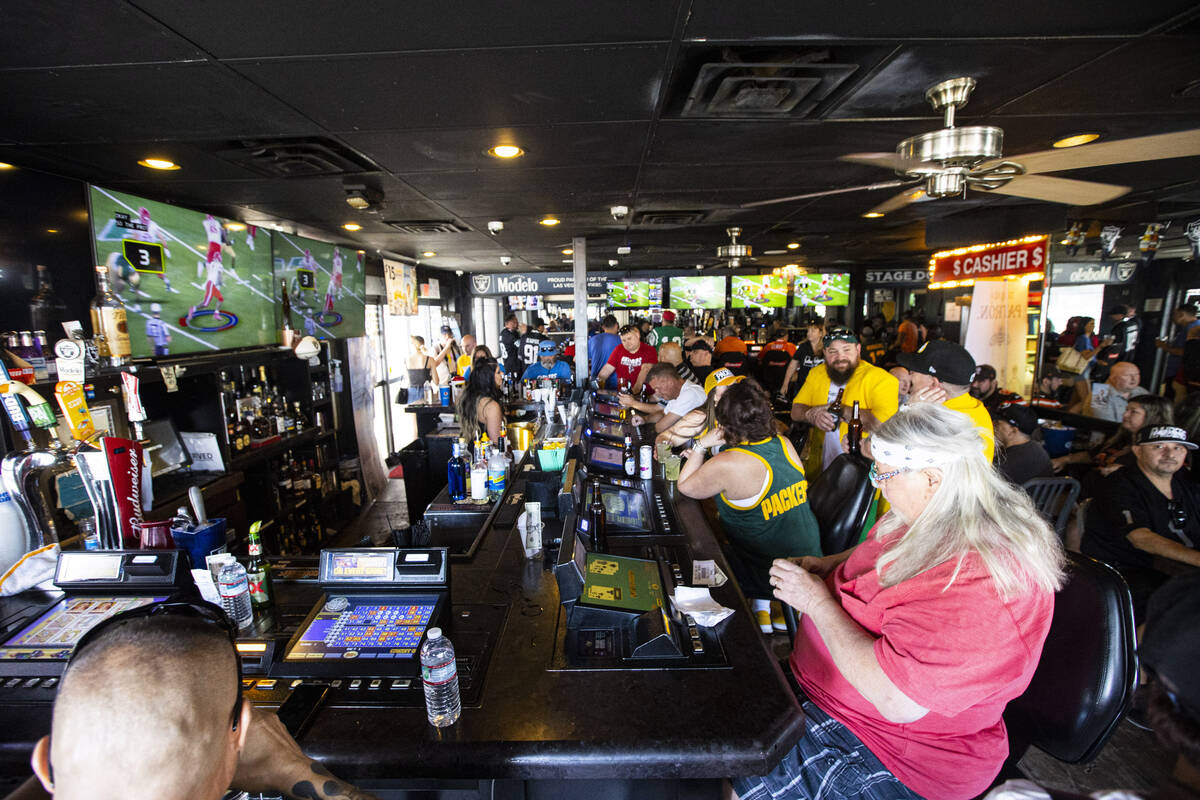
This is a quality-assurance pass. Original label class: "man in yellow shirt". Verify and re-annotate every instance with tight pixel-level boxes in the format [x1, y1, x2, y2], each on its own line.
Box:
[791, 328, 900, 479]
[898, 340, 995, 460]
[455, 334, 477, 377]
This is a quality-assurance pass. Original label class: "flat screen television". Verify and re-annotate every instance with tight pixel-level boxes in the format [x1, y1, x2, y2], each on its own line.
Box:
[608, 279, 661, 309]
[731, 275, 787, 308]
[88, 186, 277, 357]
[794, 273, 851, 307]
[273, 232, 367, 339]
[669, 276, 725, 309]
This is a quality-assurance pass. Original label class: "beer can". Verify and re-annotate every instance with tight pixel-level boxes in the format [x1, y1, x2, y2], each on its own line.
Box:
[639, 445, 652, 478]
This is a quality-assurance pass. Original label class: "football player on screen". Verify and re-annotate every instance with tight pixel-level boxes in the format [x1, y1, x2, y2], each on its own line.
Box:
[129, 206, 177, 294]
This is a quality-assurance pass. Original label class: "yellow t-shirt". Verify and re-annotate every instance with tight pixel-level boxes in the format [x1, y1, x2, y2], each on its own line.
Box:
[943, 392, 995, 461]
[456, 352, 473, 377]
[793, 361, 900, 478]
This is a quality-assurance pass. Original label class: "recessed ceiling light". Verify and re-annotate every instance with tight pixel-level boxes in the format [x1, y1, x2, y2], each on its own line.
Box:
[422, 251, 437, 258]
[561, 248, 573, 255]
[862, 211, 884, 218]
[0, 162, 14, 170]
[138, 158, 180, 170]
[343, 222, 362, 231]
[224, 222, 246, 231]
[488, 145, 524, 159]
[1052, 132, 1101, 149]
[46, 229, 58, 234]
[540, 217, 560, 226]
[787, 242, 800, 250]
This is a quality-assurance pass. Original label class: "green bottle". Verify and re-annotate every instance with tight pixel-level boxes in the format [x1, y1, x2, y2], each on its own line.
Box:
[246, 521, 273, 608]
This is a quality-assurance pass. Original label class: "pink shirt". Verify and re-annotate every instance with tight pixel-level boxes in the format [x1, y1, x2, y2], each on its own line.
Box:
[791, 524, 1054, 800]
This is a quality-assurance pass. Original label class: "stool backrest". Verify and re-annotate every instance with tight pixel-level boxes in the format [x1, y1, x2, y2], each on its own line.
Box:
[1021, 477, 1081, 537]
[808, 452, 874, 556]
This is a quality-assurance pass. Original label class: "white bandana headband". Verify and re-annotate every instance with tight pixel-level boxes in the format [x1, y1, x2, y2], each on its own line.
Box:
[870, 438, 957, 470]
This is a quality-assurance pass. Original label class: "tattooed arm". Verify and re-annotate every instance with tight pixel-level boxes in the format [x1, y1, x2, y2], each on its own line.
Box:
[232, 705, 380, 800]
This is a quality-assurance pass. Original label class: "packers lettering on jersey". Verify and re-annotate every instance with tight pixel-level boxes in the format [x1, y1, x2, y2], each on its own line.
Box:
[760, 479, 809, 521]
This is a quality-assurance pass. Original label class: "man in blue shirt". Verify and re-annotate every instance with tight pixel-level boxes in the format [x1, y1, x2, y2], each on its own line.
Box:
[522, 339, 572, 381]
[587, 314, 621, 388]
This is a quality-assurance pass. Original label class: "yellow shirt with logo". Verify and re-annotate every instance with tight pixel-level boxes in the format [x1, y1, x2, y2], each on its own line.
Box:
[793, 361, 900, 478]
[943, 392, 995, 461]
[456, 352, 473, 377]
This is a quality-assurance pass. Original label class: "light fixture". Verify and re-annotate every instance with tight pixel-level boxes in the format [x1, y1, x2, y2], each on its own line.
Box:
[343, 222, 362, 231]
[1052, 132, 1101, 149]
[455, 270, 464, 276]
[224, 222, 246, 231]
[487, 220, 504, 234]
[343, 182, 383, 210]
[45, 229, 59, 234]
[616, 245, 631, 255]
[0, 162, 14, 170]
[862, 211, 884, 218]
[540, 216, 560, 226]
[422, 250, 437, 258]
[138, 157, 180, 171]
[787, 242, 800, 250]
[695, 264, 704, 270]
[608, 259, 619, 266]
[488, 144, 524, 159]
[561, 248, 573, 255]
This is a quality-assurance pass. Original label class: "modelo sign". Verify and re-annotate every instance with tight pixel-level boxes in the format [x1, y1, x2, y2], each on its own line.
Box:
[929, 235, 1049, 284]
[471, 272, 609, 296]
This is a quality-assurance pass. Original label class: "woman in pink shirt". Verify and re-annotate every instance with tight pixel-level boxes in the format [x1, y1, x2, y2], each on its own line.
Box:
[734, 404, 1065, 800]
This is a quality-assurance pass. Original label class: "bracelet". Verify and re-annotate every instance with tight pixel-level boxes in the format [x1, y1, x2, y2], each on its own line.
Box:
[689, 440, 707, 453]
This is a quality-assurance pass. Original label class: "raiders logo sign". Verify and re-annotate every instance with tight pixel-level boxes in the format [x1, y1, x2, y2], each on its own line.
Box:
[472, 274, 493, 294]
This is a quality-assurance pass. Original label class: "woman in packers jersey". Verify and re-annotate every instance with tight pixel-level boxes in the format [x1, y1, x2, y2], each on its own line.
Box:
[677, 378, 821, 633]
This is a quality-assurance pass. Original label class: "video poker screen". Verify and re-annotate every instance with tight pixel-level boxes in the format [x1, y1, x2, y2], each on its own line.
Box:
[593, 402, 622, 418]
[285, 594, 439, 662]
[599, 486, 650, 531]
[589, 420, 626, 440]
[589, 443, 625, 472]
[0, 595, 167, 661]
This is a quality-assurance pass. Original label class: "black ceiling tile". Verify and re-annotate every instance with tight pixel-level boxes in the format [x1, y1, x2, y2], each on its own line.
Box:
[400, 166, 639, 217]
[133, 0, 680, 59]
[339, 122, 650, 173]
[229, 45, 668, 130]
[0, 0, 203, 69]
[647, 120, 933, 164]
[995, 38, 1200, 115]
[682, 0, 1197, 39]
[636, 161, 887, 193]
[0, 63, 319, 145]
[825, 41, 1116, 118]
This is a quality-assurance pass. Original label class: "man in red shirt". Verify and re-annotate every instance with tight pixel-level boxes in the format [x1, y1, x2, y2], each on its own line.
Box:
[596, 324, 657, 394]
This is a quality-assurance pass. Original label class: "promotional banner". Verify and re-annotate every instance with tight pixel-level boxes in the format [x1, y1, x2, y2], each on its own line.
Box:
[384, 259, 418, 316]
[1049, 261, 1137, 286]
[929, 235, 1048, 286]
[963, 279, 1030, 394]
[865, 268, 929, 285]
[470, 272, 609, 296]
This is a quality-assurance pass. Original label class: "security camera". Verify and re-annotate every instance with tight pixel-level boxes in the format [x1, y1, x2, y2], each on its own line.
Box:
[487, 220, 504, 234]
[610, 205, 629, 220]
[500, 255, 512, 266]
[608, 259, 619, 267]
[616, 245, 632, 256]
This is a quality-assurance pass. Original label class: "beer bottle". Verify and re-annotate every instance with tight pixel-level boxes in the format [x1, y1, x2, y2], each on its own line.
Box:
[847, 401, 863, 455]
[827, 388, 845, 422]
[585, 479, 608, 552]
[623, 435, 636, 477]
[246, 521, 273, 609]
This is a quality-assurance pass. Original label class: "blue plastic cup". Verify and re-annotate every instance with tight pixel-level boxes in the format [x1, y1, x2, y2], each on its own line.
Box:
[171, 518, 228, 569]
[440, 386, 452, 406]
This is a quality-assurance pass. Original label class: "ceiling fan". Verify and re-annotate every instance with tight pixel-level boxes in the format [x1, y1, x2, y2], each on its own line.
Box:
[742, 77, 1200, 216]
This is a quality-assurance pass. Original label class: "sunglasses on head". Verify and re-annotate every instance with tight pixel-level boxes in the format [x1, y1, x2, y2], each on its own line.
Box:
[68, 599, 244, 730]
[823, 329, 857, 347]
[619, 324, 639, 335]
[1168, 499, 1189, 532]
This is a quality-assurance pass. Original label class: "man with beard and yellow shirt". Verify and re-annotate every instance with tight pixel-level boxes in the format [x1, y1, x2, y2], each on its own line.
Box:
[790, 328, 900, 480]
[898, 340, 995, 461]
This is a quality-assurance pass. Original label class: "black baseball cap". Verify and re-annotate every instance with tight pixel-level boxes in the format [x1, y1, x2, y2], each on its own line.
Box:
[1040, 366, 1065, 380]
[897, 340, 977, 386]
[1135, 425, 1198, 449]
[440, 325, 453, 335]
[684, 339, 712, 353]
[533, 317, 546, 327]
[990, 402, 1039, 435]
[1141, 572, 1200, 718]
[973, 364, 997, 381]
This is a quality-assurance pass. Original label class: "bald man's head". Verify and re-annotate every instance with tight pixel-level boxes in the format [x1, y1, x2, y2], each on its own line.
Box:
[35, 615, 247, 800]
[659, 342, 683, 365]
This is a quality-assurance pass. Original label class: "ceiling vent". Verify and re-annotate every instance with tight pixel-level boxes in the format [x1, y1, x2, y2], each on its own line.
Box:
[383, 220, 472, 235]
[642, 243, 707, 255]
[215, 137, 378, 178]
[633, 210, 709, 226]
[681, 58, 858, 119]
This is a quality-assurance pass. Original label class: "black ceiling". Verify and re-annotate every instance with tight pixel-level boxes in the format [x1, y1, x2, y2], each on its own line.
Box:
[2, 0, 1199, 276]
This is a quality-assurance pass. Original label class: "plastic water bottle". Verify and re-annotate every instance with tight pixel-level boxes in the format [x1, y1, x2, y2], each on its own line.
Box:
[217, 561, 254, 628]
[420, 628, 461, 727]
[487, 448, 507, 500]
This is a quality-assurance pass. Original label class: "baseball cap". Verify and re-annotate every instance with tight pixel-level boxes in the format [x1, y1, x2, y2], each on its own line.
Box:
[662, 310, 676, 323]
[822, 328, 858, 346]
[990, 402, 1038, 435]
[684, 339, 712, 353]
[440, 325, 453, 335]
[1108, 304, 1130, 316]
[1040, 366, 1065, 380]
[1141, 572, 1200, 718]
[1135, 425, 1198, 449]
[533, 317, 546, 328]
[704, 367, 744, 395]
[897, 340, 977, 385]
[973, 364, 997, 381]
[537, 340, 557, 355]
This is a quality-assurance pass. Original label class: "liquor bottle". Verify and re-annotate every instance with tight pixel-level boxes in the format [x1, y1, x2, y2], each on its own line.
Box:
[623, 435, 636, 477]
[292, 401, 308, 431]
[30, 265, 69, 334]
[251, 407, 272, 441]
[246, 522, 273, 609]
[90, 264, 131, 366]
[585, 480, 608, 552]
[447, 441, 468, 501]
[847, 401, 863, 456]
[827, 387, 845, 423]
[279, 279, 297, 348]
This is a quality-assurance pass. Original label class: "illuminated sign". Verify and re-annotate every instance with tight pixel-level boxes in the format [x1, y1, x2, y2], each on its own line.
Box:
[928, 235, 1049, 288]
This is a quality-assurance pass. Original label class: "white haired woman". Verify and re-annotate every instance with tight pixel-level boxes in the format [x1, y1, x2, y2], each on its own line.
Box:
[733, 404, 1065, 800]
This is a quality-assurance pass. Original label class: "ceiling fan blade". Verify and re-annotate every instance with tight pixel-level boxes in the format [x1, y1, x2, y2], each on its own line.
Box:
[986, 129, 1200, 175]
[740, 179, 908, 209]
[980, 174, 1130, 206]
[866, 186, 928, 215]
[840, 152, 937, 173]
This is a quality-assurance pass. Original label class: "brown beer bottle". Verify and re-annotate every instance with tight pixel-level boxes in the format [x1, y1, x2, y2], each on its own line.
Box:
[827, 388, 845, 422]
[847, 401, 863, 455]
